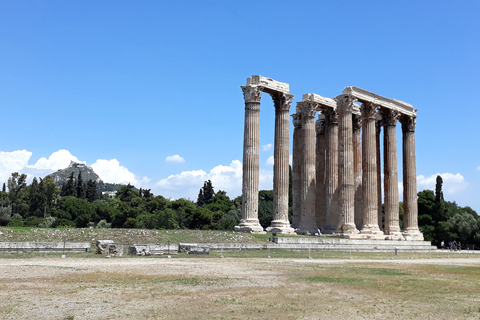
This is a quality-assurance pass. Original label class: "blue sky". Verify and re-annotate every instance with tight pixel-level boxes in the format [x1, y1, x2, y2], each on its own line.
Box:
[1, 1, 479, 213]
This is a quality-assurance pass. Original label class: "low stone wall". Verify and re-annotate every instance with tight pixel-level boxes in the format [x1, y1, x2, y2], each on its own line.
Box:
[129, 244, 178, 255]
[0, 242, 91, 253]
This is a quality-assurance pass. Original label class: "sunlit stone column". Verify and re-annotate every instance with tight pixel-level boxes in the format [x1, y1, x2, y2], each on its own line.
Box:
[336, 95, 359, 236]
[319, 109, 338, 233]
[359, 102, 384, 238]
[297, 101, 320, 235]
[382, 108, 403, 240]
[315, 114, 327, 229]
[267, 93, 295, 234]
[291, 113, 303, 229]
[353, 113, 363, 230]
[376, 117, 383, 229]
[235, 85, 264, 233]
[401, 115, 424, 240]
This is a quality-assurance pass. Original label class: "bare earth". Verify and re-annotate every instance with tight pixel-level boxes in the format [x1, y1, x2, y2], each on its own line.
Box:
[1, 256, 480, 319]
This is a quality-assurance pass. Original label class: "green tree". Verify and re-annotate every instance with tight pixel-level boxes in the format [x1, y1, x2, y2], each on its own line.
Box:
[54, 196, 96, 228]
[29, 177, 46, 216]
[76, 172, 85, 199]
[115, 184, 138, 202]
[197, 180, 214, 206]
[61, 172, 75, 197]
[258, 190, 273, 229]
[7, 172, 29, 215]
[42, 176, 60, 212]
[86, 179, 97, 202]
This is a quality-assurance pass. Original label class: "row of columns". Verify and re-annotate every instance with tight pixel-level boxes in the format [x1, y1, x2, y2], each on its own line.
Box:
[235, 76, 423, 241]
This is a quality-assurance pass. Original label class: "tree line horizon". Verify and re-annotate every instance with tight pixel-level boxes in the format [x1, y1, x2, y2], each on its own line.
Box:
[0, 170, 479, 248]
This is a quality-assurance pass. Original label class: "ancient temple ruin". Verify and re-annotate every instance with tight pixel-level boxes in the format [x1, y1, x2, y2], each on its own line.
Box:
[234, 75, 424, 241]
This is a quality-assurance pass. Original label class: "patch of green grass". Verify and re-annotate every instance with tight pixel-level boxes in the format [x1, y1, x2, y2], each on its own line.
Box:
[299, 276, 372, 285]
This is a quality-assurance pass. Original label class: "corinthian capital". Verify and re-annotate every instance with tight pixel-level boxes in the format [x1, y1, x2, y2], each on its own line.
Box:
[291, 113, 302, 129]
[241, 85, 263, 103]
[316, 118, 326, 134]
[381, 108, 400, 127]
[336, 94, 356, 113]
[360, 102, 379, 120]
[323, 109, 339, 126]
[352, 114, 362, 131]
[400, 115, 416, 132]
[271, 93, 294, 112]
[298, 101, 316, 119]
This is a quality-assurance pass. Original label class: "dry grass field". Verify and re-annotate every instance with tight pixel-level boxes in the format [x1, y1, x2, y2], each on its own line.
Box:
[1, 253, 479, 320]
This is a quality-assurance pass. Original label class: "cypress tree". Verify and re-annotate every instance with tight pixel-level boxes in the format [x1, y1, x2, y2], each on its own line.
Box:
[61, 172, 75, 197]
[76, 172, 85, 199]
[86, 179, 97, 202]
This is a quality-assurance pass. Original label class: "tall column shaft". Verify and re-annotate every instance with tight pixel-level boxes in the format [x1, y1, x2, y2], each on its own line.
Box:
[323, 109, 339, 233]
[268, 93, 294, 234]
[376, 120, 383, 229]
[297, 102, 320, 235]
[401, 116, 424, 240]
[336, 96, 358, 236]
[360, 102, 383, 237]
[315, 116, 327, 229]
[353, 114, 363, 230]
[382, 109, 403, 240]
[235, 85, 264, 233]
[291, 114, 302, 228]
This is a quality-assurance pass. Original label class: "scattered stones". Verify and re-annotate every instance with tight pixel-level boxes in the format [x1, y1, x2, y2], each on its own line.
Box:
[96, 240, 123, 257]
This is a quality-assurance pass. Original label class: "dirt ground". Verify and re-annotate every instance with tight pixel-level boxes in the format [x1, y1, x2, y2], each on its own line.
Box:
[1, 256, 480, 319]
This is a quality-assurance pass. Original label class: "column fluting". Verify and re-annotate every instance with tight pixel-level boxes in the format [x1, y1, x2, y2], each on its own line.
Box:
[382, 108, 403, 240]
[401, 116, 424, 240]
[353, 113, 363, 230]
[376, 118, 383, 229]
[291, 113, 303, 229]
[336, 95, 359, 236]
[296, 101, 320, 235]
[267, 93, 295, 234]
[315, 115, 327, 229]
[235, 85, 264, 233]
[323, 109, 339, 233]
[360, 102, 384, 237]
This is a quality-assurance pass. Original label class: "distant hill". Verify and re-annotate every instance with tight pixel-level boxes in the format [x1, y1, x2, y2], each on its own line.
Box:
[48, 161, 124, 192]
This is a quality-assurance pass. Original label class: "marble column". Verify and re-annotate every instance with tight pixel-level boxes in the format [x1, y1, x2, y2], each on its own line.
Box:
[323, 109, 339, 233]
[353, 113, 363, 230]
[360, 102, 384, 238]
[376, 117, 383, 230]
[401, 115, 424, 240]
[267, 93, 295, 234]
[297, 101, 320, 235]
[382, 108, 403, 240]
[291, 113, 302, 229]
[315, 114, 327, 229]
[336, 95, 359, 236]
[235, 85, 264, 233]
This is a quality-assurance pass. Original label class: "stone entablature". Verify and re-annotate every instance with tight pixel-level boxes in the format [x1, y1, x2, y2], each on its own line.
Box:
[343, 86, 416, 117]
[246, 75, 289, 94]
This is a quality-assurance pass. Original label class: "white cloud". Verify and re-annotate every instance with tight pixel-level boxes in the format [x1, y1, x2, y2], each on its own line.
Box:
[91, 159, 149, 186]
[165, 154, 185, 163]
[416, 173, 467, 195]
[30, 149, 84, 170]
[266, 156, 274, 165]
[0, 150, 33, 182]
[153, 160, 273, 200]
[262, 144, 272, 151]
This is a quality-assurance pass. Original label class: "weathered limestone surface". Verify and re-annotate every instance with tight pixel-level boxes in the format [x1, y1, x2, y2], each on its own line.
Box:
[323, 108, 339, 233]
[336, 95, 359, 236]
[247, 75, 289, 94]
[96, 240, 123, 257]
[268, 92, 295, 234]
[291, 113, 303, 229]
[401, 116, 424, 241]
[315, 115, 327, 229]
[382, 108, 404, 240]
[296, 101, 320, 235]
[0, 242, 90, 252]
[353, 113, 363, 230]
[128, 244, 179, 255]
[360, 102, 384, 239]
[236, 85, 264, 233]
[375, 116, 383, 229]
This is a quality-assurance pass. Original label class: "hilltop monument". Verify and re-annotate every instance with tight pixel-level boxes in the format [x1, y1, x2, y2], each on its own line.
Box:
[235, 75, 424, 241]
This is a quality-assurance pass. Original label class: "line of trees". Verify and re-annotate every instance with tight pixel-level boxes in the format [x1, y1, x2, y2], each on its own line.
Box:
[0, 171, 478, 247]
